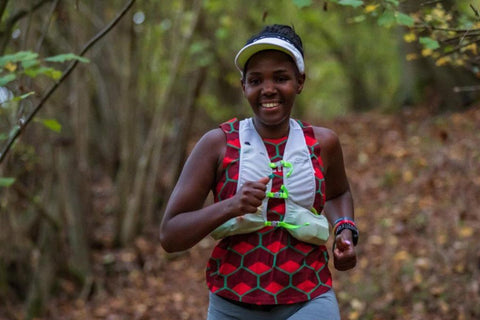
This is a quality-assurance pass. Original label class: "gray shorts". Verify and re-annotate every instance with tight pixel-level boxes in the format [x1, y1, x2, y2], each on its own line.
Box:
[206, 289, 341, 320]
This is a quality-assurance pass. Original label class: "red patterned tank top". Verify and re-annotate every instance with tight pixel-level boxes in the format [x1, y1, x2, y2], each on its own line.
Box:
[206, 118, 332, 305]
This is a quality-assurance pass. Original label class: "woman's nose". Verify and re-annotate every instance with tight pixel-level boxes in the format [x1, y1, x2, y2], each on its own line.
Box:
[261, 80, 276, 95]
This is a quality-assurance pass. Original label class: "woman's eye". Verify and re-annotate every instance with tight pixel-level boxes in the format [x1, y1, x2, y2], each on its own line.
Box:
[248, 78, 260, 85]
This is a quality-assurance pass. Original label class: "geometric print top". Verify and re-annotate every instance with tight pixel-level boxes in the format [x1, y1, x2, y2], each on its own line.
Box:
[206, 118, 332, 305]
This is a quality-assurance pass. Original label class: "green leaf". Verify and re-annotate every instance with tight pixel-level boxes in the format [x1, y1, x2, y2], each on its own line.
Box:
[215, 27, 228, 40]
[378, 10, 396, 27]
[21, 59, 40, 69]
[39, 118, 62, 133]
[352, 15, 366, 23]
[292, 0, 312, 8]
[45, 53, 90, 63]
[385, 0, 399, 5]
[443, 45, 454, 53]
[395, 12, 415, 27]
[0, 51, 38, 68]
[420, 37, 440, 50]
[24, 67, 62, 80]
[338, 0, 364, 8]
[0, 133, 7, 140]
[0, 177, 15, 187]
[12, 91, 35, 102]
[43, 68, 62, 80]
[0, 74, 16, 86]
[190, 41, 208, 55]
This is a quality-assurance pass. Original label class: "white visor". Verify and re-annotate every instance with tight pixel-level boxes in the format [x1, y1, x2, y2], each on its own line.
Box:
[234, 37, 305, 75]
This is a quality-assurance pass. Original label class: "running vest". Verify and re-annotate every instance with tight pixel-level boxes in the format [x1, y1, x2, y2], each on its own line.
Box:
[211, 118, 329, 245]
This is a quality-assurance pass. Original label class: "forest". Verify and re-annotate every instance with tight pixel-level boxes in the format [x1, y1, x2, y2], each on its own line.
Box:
[0, 0, 479, 319]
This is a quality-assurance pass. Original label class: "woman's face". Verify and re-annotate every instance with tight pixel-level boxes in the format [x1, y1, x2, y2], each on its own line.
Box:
[242, 50, 305, 137]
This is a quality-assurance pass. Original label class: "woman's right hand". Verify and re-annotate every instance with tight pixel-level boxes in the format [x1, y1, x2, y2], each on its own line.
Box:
[228, 177, 270, 216]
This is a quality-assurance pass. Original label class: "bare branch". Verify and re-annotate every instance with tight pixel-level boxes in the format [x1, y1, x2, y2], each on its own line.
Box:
[437, 38, 480, 58]
[470, 4, 480, 18]
[453, 85, 480, 92]
[0, 0, 54, 54]
[35, 0, 61, 52]
[0, 0, 9, 22]
[0, 0, 137, 164]
[420, 0, 445, 7]
[413, 25, 480, 33]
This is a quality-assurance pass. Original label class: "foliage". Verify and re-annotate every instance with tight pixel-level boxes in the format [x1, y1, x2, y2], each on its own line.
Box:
[331, 106, 480, 320]
[0, 51, 86, 185]
[0, 51, 88, 86]
[0, 176, 15, 186]
[0, 51, 86, 136]
[405, 2, 480, 75]
[311, 0, 480, 77]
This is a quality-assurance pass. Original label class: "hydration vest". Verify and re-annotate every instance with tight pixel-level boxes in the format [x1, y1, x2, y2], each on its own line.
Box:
[211, 118, 329, 245]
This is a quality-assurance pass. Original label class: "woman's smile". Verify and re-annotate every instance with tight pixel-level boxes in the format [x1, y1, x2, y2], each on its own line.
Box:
[260, 101, 281, 109]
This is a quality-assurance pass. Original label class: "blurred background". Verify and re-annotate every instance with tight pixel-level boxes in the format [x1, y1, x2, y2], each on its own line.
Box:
[0, 0, 479, 319]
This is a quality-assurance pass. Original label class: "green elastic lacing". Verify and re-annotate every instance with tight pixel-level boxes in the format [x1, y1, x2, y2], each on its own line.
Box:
[269, 160, 293, 177]
[264, 220, 310, 229]
[267, 184, 289, 199]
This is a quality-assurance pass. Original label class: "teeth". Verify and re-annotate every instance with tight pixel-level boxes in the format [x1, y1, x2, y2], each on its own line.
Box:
[262, 103, 278, 108]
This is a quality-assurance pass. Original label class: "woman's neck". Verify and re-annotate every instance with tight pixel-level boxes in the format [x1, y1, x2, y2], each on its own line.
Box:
[252, 118, 290, 139]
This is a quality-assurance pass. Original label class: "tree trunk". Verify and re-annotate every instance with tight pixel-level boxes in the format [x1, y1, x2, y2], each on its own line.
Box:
[24, 221, 58, 319]
[114, 6, 140, 243]
[119, 0, 203, 245]
[56, 140, 91, 282]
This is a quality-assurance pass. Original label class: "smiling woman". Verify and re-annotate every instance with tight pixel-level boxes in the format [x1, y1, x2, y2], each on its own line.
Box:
[160, 24, 358, 320]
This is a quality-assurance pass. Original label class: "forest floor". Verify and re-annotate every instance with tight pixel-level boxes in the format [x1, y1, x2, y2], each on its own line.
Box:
[6, 106, 480, 320]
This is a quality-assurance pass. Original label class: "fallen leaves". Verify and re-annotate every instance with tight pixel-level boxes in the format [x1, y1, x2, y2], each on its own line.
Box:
[328, 106, 480, 320]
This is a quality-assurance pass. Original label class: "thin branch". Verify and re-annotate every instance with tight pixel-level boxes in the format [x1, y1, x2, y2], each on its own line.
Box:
[0, 0, 137, 164]
[413, 24, 480, 33]
[437, 38, 480, 58]
[0, 0, 53, 54]
[438, 30, 480, 47]
[7, 0, 52, 24]
[420, 0, 445, 7]
[453, 85, 480, 92]
[0, 0, 9, 22]
[35, 0, 61, 52]
[470, 4, 480, 18]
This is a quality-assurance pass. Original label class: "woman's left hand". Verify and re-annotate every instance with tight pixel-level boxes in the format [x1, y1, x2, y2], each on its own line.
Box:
[333, 229, 357, 271]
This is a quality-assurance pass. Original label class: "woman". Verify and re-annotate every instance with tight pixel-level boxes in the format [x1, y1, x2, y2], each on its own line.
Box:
[160, 24, 358, 320]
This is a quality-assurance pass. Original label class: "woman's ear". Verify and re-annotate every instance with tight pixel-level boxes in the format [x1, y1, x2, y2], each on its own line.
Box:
[296, 73, 306, 94]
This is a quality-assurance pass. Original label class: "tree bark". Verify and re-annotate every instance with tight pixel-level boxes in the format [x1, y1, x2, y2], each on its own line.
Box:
[25, 221, 58, 319]
[119, 0, 203, 245]
[115, 5, 141, 243]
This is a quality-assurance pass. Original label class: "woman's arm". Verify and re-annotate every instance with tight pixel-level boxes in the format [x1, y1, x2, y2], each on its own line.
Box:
[314, 127, 357, 271]
[160, 128, 269, 253]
